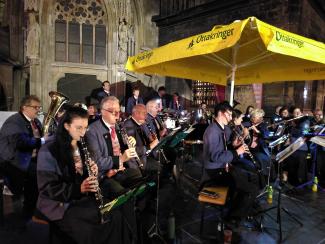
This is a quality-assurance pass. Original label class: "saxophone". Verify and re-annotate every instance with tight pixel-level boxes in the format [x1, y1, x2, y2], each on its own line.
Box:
[79, 137, 108, 224]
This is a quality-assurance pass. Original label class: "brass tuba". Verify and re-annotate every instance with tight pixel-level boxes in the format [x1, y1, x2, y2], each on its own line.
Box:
[42, 91, 69, 135]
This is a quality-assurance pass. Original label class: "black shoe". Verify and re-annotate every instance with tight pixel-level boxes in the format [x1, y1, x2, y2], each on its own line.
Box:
[224, 217, 240, 231]
[240, 216, 260, 231]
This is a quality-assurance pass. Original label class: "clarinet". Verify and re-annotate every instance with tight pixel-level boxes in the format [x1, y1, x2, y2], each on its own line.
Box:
[146, 120, 158, 141]
[232, 126, 259, 167]
[79, 137, 107, 223]
[145, 120, 170, 163]
[115, 122, 144, 168]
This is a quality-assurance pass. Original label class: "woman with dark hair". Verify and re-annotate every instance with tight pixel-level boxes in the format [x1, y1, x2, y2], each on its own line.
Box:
[243, 105, 254, 122]
[36, 106, 131, 244]
[279, 106, 290, 120]
[229, 109, 256, 171]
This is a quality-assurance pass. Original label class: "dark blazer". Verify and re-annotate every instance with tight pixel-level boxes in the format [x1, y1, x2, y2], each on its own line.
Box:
[123, 118, 149, 168]
[96, 89, 113, 103]
[242, 121, 271, 156]
[168, 99, 184, 112]
[86, 118, 127, 178]
[37, 140, 83, 221]
[0, 112, 42, 170]
[145, 113, 164, 141]
[126, 96, 144, 115]
[203, 121, 238, 170]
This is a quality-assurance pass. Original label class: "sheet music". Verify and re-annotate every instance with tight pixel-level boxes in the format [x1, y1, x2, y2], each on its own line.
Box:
[276, 137, 305, 163]
[184, 126, 195, 134]
[310, 137, 325, 147]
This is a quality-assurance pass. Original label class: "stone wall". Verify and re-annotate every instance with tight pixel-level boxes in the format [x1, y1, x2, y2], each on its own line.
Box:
[153, 0, 325, 113]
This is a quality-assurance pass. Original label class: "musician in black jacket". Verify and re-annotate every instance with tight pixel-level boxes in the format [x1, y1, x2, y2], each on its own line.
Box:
[243, 108, 271, 178]
[0, 95, 46, 218]
[201, 102, 259, 222]
[37, 106, 132, 244]
[282, 107, 310, 185]
[123, 104, 158, 171]
[145, 99, 167, 141]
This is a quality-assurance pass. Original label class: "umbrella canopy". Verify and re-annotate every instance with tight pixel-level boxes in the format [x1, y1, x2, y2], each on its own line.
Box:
[126, 17, 325, 105]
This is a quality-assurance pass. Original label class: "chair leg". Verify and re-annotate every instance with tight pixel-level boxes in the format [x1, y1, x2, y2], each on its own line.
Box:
[0, 179, 4, 227]
[200, 203, 205, 236]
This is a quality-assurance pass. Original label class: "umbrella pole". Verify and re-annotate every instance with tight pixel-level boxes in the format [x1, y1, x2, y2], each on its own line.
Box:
[229, 67, 236, 106]
[229, 44, 238, 106]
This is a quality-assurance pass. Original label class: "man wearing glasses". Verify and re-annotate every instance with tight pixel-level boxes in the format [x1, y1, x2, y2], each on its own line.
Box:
[86, 96, 142, 197]
[201, 101, 259, 226]
[0, 95, 46, 219]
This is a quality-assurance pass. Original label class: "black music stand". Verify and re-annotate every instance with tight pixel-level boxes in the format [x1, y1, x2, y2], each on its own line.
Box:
[296, 127, 325, 191]
[147, 128, 181, 242]
[259, 138, 304, 242]
[257, 133, 289, 200]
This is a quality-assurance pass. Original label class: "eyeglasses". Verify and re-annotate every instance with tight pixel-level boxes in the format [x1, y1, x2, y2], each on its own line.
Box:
[102, 108, 120, 116]
[26, 105, 42, 110]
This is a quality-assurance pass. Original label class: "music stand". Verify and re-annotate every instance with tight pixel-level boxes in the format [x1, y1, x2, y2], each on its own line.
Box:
[147, 127, 181, 242]
[259, 137, 304, 242]
[296, 127, 325, 191]
[257, 134, 289, 200]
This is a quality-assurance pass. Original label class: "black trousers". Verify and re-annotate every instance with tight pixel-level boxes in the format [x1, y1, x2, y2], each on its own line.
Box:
[53, 197, 134, 244]
[0, 159, 38, 216]
[203, 166, 259, 219]
[283, 150, 308, 185]
[100, 168, 143, 199]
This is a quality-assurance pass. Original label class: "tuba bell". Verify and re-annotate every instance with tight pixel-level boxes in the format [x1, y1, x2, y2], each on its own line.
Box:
[42, 91, 69, 135]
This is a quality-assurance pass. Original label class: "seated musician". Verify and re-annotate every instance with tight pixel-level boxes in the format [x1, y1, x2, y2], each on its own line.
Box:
[243, 108, 271, 178]
[310, 108, 325, 182]
[279, 106, 290, 121]
[201, 101, 259, 223]
[311, 108, 325, 126]
[194, 102, 212, 124]
[282, 107, 310, 185]
[123, 104, 158, 172]
[229, 109, 256, 172]
[145, 99, 167, 140]
[168, 92, 184, 113]
[37, 106, 132, 244]
[271, 105, 282, 125]
[86, 96, 142, 197]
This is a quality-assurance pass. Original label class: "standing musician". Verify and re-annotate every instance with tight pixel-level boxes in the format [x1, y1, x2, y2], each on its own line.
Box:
[86, 96, 142, 197]
[243, 108, 271, 178]
[201, 102, 259, 222]
[37, 106, 132, 244]
[123, 104, 158, 171]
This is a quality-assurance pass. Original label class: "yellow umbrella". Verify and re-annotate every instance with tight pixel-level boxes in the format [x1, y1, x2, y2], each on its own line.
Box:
[126, 17, 325, 105]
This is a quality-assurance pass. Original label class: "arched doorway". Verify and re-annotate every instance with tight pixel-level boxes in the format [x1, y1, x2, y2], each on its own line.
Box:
[57, 73, 101, 105]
